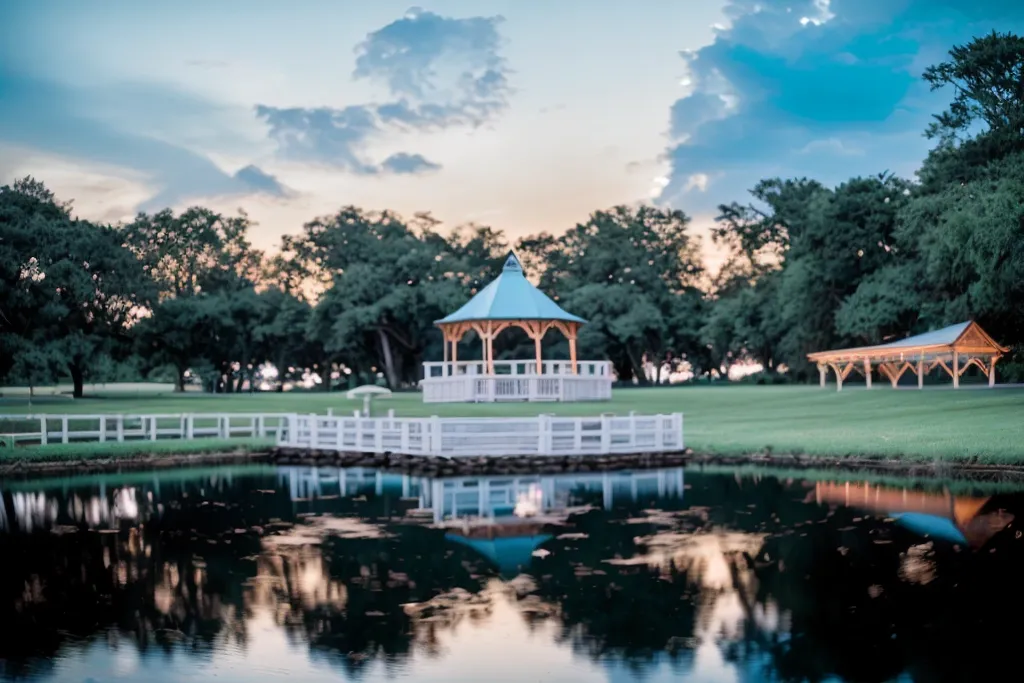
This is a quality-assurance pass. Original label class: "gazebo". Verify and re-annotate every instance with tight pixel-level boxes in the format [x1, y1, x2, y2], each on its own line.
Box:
[420, 252, 613, 402]
[807, 321, 1008, 391]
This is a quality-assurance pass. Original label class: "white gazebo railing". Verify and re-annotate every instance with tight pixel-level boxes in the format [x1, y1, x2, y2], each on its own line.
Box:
[420, 360, 613, 403]
[279, 412, 683, 457]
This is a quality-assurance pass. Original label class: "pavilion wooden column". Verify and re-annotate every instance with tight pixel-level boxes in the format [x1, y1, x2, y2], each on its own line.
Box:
[829, 363, 844, 392]
[863, 358, 872, 389]
[953, 352, 960, 389]
[989, 356, 999, 387]
[818, 364, 826, 388]
[917, 357, 924, 389]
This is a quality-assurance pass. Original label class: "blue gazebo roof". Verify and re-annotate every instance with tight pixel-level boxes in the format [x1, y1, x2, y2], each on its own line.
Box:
[436, 252, 586, 325]
[445, 532, 553, 576]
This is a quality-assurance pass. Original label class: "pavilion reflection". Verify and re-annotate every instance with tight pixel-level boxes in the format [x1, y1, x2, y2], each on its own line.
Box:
[812, 480, 1014, 548]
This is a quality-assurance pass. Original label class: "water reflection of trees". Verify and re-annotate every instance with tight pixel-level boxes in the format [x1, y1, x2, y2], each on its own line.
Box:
[4, 470, 1024, 682]
[247, 527, 495, 677]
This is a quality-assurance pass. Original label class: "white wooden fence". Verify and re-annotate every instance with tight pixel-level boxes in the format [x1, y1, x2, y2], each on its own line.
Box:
[0, 411, 685, 458]
[0, 413, 292, 448]
[279, 412, 684, 457]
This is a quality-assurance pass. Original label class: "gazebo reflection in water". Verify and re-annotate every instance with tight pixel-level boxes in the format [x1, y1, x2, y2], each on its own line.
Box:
[278, 466, 686, 575]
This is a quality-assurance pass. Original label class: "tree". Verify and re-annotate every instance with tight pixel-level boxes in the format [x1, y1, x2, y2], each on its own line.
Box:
[289, 208, 473, 388]
[1, 178, 151, 397]
[123, 206, 261, 298]
[519, 205, 705, 383]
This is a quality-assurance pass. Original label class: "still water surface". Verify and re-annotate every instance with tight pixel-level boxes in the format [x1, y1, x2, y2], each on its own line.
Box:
[2, 464, 1023, 682]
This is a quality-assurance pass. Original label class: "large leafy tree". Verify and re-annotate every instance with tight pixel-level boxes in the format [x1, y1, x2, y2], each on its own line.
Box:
[1, 178, 151, 397]
[519, 205, 704, 383]
[124, 206, 267, 391]
[292, 208, 487, 388]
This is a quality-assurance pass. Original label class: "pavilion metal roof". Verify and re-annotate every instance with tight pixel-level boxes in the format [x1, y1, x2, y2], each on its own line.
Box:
[807, 321, 1008, 363]
[435, 252, 586, 325]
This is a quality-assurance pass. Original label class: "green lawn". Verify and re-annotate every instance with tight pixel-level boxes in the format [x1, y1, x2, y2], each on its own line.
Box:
[2, 385, 1023, 462]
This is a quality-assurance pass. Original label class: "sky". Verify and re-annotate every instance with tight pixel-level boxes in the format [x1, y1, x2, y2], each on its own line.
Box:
[2, 0, 1023, 268]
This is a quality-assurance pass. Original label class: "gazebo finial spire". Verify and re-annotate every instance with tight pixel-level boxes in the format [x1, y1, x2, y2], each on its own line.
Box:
[502, 251, 523, 273]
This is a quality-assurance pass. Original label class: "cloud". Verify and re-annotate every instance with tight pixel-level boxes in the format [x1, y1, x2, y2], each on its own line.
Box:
[353, 6, 508, 115]
[657, 0, 1024, 212]
[233, 164, 292, 195]
[256, 7, 510, 172]
[380, 152, 441, 174]
[0, 70, 288, 212]
[255, 105, 381, 174]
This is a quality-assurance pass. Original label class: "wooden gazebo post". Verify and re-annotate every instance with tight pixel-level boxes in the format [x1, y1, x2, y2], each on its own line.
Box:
[568, 324, 578, 375]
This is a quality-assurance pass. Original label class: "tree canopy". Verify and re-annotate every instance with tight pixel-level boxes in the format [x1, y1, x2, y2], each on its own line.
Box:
[2, 31, 1022, 393]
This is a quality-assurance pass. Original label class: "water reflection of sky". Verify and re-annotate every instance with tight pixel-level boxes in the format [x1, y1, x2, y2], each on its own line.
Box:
[2, 465, 1023, 682]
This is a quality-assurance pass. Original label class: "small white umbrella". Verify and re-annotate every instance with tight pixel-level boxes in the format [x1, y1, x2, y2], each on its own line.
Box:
[346, 385, 392, 416]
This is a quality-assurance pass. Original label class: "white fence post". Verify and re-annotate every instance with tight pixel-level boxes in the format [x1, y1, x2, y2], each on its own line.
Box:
[99, 417, 107, 443]
[150, 416, 158, 441]
[429, 416, 441, 455]
[311, 414, 320, 448]
[400, 421, 410, 454]
[39, 417, 47, 445]
[374, 419, 384, 453]
[61, 417, 69, 444]
[655, 415, 665, 451]
[186, 415, 194, 440]
[600, 414, 611, 454]
[116, 415, 124, 442]
[538, 414, 551, 455]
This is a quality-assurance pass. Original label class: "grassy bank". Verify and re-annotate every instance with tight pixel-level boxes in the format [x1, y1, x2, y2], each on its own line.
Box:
[1, 437, 274, 463]
[2, 385, 1023, 462]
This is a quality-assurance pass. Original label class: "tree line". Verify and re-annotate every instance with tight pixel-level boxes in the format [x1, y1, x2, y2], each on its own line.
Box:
[2, 32, 1022, 397]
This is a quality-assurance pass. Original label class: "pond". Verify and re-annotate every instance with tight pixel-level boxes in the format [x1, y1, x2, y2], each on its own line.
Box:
[1, 464, 1023, 682]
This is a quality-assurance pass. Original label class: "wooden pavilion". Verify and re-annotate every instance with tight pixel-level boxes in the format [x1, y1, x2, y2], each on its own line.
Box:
[420, 252, 613, 403]
[807, 321, 1008, 391]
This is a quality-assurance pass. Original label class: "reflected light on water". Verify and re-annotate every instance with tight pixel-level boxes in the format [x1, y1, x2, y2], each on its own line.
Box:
[2, 465, 1024, 682]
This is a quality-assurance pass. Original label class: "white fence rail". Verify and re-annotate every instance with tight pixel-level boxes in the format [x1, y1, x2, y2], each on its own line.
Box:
[421, 375, 613, 403]
[279, 412, 684, 457]
[0, 413, 292, 448]
[422, 360, 613, 379]
[0, 411, 686, 459]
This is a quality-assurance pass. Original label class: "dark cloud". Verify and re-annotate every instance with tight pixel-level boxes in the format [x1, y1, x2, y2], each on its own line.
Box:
[255, 104, 380, 175]
[233, 164, 291, 195]
[0, 70, 288, 212]
[256, 7, 510, 172]
[658, 0, 1024, 211]
[380, 152, 441, 174]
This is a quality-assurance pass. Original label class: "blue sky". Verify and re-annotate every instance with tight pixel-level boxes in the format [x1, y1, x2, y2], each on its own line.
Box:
[1, 0, 1022, 265]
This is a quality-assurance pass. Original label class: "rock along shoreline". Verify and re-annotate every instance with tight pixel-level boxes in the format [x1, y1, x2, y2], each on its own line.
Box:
[3, 447, 1024, 482]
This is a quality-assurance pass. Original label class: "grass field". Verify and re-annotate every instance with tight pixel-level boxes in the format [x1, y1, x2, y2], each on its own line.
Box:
[2, 385, 1023, 462]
